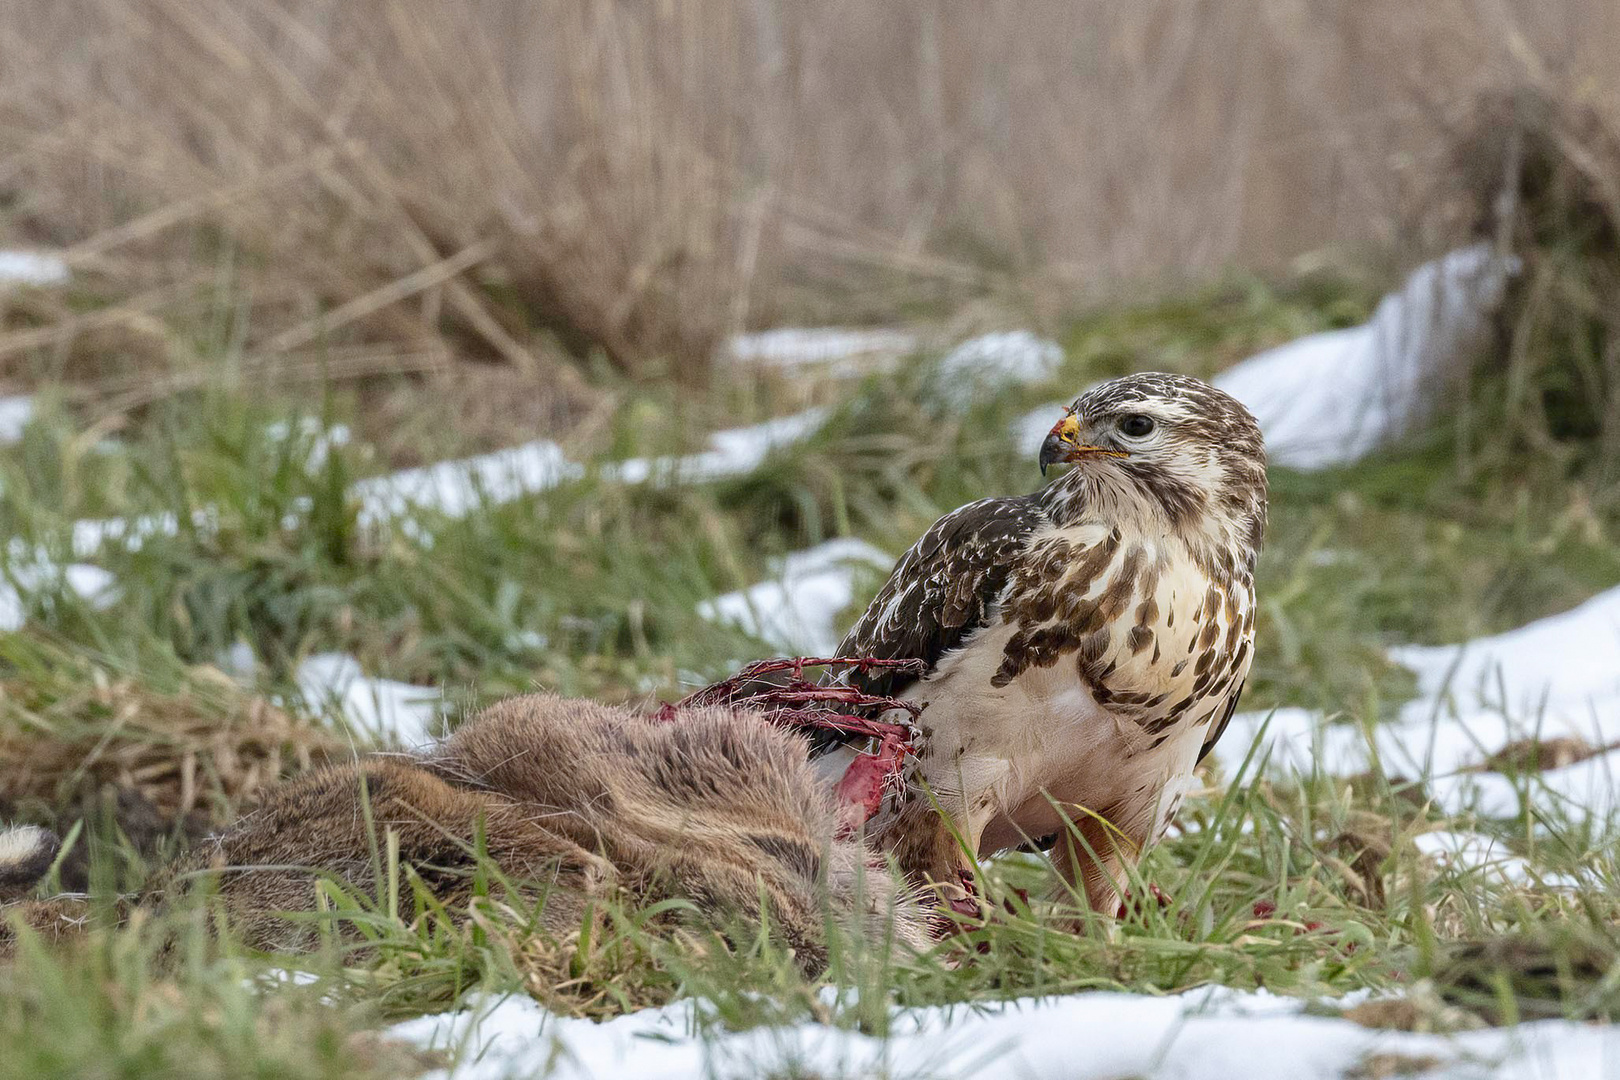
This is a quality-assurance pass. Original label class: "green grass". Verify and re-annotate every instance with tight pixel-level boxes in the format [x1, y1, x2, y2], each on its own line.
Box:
[5, 271, 1620, 1076]
[0, 927, 429, 1080]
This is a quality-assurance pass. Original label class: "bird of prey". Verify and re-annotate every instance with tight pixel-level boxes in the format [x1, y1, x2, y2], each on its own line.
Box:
[824, 372, 1267, 916]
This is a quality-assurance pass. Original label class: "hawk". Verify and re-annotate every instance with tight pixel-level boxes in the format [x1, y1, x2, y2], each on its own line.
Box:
[823, 372, 1268, 915]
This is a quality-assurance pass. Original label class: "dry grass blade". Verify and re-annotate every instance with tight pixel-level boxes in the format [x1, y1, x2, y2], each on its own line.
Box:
[0, 662, 346, 825]
[260, 240, 500, 355]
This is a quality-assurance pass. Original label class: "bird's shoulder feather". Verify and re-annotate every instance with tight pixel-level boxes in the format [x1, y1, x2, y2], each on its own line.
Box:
[834, 495, 1048, 698]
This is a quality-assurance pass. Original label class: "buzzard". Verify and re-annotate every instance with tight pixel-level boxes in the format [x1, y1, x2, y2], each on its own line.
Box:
[824, 372, 1268, 915]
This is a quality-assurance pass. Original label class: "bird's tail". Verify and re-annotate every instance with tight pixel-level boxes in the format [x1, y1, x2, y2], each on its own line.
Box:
[0, 823, 59, 902]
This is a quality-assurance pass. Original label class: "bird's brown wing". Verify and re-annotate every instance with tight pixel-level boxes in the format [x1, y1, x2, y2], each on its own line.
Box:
[832, 495, 1048, 702]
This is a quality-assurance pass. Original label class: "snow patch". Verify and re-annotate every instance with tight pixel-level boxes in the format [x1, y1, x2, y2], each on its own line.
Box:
[1414, 830, 1579, 889]
[61, 409, 828, 559]
[1390, 583, 1620, 737]
[697, 538, 892, 656]
[352, 440, 581, 528]
[1221, 579, 1620, 830]
[345, 409, 825, 529]
[727, 327, 918, 376]
[726, 327, 1065, 403]
[295, 653, 445, 746]
[0, 397, 34, 445]
[265, 417, 352, 472]
[0, 554, 120, 631]
[70, 511, 186, 559]
[1012, 245, 1518, 472]
[1428, 748, 1620, 823]
[604, 409, 829, 487]
[1013, 400, 1068, 457]
[391, 985, 1619, 1080]
[933, 331, 1064, 409]
[1215, 244, 1518, 469]
[0, 251, 70, 288]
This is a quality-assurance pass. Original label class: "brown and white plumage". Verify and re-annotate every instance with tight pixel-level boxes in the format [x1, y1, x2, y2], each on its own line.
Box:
[827, 372, 1268, 914]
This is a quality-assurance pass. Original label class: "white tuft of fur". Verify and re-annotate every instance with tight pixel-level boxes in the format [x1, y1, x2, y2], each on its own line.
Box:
[0, 824, 53, 869]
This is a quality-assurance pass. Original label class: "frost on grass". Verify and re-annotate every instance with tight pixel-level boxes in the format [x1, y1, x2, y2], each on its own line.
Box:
[696, 538, 891, 656]
[391, 985, 1616, 1080]
[1012, 245, 1518, 469]
[295, 652, 445, 746]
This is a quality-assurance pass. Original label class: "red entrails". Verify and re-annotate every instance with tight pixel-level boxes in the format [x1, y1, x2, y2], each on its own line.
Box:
[656, 657, 926, 827]
[834, 732, 911, 828]
[1116, 883, 1174, 919]
[1249, 900, 1346, 947]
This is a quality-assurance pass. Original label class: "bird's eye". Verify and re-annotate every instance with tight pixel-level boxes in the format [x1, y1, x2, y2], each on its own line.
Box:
[1118, 414, 1156, 438]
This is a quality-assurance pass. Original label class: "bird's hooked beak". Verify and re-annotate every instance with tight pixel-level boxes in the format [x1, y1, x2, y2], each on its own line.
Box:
[1039, 413, 1128, 475]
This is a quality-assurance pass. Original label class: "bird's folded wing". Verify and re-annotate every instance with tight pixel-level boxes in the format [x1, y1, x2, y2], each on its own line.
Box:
[831, 495, 1048, 703]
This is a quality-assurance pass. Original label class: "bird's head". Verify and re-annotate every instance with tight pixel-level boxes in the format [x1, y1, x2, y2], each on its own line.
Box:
[1038, 372, 1268, 565]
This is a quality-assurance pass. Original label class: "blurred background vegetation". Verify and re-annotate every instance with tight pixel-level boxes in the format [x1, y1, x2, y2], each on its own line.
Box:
[0, 1, 1612, 449]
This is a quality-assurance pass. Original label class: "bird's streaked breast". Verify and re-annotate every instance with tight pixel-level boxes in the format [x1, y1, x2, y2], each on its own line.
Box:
[991, 521, 1255, 746]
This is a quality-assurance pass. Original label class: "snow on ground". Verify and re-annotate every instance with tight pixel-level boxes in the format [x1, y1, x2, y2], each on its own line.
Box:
[0, 554, 119, 631]
[1429, 749, 1620, 823]
[0, 396, 34, 445]
[391, 984, 1615, 1080]
[69, 509, 195, 559]
[696, 538, 891, 656]
[59, 410, 832, 563]
[318, 408, 829, 529]
[1219, 580, 1620, 825]
[603, 408, 829, 487]
[932, 331, 1065, 409]
[1014, 245, 1518, 470]
[1390, 584, 1620, 735]
[727, 327, 918, 377]
[727, 325, 1065, 405]
[1014, 399, 1069, 456]
[0, 250, 70, 288]
[1214, 244, 1517, 470]
[295, 652, 446, 745]
[0, 409, 835, 722]
[265, 416, 352, 472]
[1413, 831, 1579, 889]
[352, 439, 582, 528]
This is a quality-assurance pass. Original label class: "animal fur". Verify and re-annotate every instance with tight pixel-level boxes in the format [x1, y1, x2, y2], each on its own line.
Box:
[0, 695, 927, 970]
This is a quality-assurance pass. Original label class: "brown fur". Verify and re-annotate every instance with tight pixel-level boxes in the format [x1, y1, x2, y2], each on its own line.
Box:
[0, 695, 926, 970]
